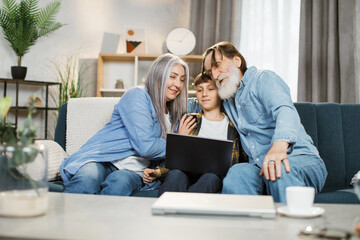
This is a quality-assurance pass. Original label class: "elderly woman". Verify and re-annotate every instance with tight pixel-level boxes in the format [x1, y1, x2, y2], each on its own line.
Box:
[60, 53, 189, 196]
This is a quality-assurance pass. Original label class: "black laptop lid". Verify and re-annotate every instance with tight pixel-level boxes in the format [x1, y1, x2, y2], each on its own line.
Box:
[165, 133, 233, 176]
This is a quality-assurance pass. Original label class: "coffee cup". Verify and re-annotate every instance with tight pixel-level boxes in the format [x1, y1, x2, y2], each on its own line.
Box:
[286, 186, 315, 213]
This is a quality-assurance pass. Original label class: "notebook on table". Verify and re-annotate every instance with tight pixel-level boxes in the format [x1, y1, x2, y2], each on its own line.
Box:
[152, 192, 276, 219]
[165, 133, 233, 177]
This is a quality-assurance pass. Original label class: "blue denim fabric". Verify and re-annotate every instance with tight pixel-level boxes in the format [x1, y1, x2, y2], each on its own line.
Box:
[60, 87, 166, 185]
[223, 66, 321, 165]
[222, 155, 327, 202]
[158, 169, 222, 196]
[64, 162, 142, 196]
[139, 180, 162, 191]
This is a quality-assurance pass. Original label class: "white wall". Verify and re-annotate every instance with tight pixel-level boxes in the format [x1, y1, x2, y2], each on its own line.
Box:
[0, 0, 191, 80]
[0, 0, 191, 138]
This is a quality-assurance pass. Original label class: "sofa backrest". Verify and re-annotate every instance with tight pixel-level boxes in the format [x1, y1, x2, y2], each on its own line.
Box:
[294, 102, 360, 189]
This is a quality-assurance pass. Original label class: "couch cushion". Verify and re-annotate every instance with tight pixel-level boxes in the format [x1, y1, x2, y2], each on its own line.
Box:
[315, 188, 359, 204]
[66, 97, 120, 155]
[48, 181, 65, 192]
[341, 104, 360, 185]
[294, 103, 318, 147]
[34, 140, 68, 181]
[132, 190, 158, 198]
[315, 103, 347, 189]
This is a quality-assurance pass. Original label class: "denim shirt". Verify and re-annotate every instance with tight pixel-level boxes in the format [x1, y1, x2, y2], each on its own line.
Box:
[188, 66, 320, 166]
[60, 87, 166, 184]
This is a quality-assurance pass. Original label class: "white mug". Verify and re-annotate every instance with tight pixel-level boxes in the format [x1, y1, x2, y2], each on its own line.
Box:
[286, 186, 315, 213]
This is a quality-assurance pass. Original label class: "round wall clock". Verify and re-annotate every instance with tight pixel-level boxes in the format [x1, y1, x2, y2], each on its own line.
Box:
[166, 28, 196, 56]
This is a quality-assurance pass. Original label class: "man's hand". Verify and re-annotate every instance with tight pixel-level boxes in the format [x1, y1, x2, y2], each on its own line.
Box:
[259, 141, 291, 181]
[142, 168, 161, 184]
[177, 114, 197, 135]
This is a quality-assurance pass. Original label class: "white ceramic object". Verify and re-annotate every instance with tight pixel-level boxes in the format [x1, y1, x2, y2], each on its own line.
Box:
[277, 206, 325, 218]
[286, 186, 315, 214]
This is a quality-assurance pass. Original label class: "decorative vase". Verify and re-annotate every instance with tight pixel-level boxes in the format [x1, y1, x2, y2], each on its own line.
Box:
[11, 66, 27, 80]
[0, 143, 48, 217]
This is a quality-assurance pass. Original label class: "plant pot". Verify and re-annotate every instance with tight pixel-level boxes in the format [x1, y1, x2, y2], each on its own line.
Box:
[0, 143, 48, 217]
[11, 66, 27, 80]
[115, 80, 124, 89]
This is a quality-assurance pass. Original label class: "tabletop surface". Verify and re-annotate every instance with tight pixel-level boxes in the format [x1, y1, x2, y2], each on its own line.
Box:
[0, 192, 359, 240]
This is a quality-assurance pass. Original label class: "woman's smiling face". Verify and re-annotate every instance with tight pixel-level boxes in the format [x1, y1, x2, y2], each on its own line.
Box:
[165, 64, 185, 102]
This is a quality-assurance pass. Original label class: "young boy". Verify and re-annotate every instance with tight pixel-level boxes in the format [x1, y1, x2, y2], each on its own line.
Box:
[142, 73, 247, 196]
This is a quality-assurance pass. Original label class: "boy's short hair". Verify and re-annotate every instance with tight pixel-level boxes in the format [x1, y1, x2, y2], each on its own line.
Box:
[194, 73, 214, 87]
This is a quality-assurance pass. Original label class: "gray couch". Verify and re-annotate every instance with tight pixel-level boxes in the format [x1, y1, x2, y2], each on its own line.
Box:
[51, 99, 360, 203]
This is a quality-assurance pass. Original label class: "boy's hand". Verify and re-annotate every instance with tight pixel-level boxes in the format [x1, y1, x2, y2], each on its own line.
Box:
[142, 168, 161, 184]
[177, 114, 197, 135]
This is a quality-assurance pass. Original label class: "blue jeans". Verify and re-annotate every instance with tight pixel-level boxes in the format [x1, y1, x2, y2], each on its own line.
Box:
[158, 169, 222, 196]
[222, 155, 327, 202]
[64, 162, 142, 196]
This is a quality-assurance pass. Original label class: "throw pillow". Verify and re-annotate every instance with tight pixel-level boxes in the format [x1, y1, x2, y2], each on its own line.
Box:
[31, 140, 68, 181]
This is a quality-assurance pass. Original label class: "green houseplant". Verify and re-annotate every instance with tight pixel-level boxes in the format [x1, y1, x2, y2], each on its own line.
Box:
[0, 96, 49, 217]
[0, 0, 64, 79]
[54, 54, 88, 109]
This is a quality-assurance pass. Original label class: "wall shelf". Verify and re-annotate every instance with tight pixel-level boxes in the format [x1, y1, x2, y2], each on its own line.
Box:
[97, 53, 203, 97]
[0, 78, 61, 139]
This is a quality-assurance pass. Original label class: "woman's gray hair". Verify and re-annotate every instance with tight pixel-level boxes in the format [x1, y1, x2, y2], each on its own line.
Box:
[145, 53, 189, 138]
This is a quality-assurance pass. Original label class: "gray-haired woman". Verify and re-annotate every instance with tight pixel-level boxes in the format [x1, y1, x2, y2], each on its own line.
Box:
[60, 53, 190, 196]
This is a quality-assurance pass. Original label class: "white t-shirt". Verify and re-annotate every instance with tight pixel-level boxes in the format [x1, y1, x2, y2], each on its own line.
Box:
[198, 114, 229, 140]
[112, 113, 171, 176]
[164, 113, 171, 133]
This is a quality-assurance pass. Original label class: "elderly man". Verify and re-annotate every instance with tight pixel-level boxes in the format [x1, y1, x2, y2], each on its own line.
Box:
[189, 41, 327, 202]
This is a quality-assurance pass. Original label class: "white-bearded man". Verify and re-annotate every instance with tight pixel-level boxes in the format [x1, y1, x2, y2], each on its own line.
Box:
[188, 41, 327, 203]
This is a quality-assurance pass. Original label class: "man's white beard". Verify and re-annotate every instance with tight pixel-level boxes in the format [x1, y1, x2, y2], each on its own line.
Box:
[216, 63, 241, 100]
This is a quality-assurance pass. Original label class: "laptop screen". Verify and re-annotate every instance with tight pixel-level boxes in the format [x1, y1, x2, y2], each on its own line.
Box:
[165, 133, 233, 176]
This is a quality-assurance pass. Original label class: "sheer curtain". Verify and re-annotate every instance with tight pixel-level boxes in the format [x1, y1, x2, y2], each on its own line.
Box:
[237, 0, 301, 101]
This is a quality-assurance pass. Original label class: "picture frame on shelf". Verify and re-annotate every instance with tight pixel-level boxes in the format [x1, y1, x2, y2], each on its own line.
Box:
[125, 28, 147, 54]
[100, 32, 120, 54]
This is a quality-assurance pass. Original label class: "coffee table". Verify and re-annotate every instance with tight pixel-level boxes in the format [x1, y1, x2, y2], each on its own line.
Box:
[0, 192, 358, 240]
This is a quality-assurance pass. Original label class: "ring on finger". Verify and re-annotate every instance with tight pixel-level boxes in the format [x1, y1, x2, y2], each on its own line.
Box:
[269, 160, 275, 165]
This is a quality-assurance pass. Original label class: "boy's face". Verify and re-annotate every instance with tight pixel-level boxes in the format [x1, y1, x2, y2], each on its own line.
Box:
[195, 80, 221, 111]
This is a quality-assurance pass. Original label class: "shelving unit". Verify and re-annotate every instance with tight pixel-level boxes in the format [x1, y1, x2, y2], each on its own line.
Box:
[97, 53, 203, 97]
[0, 78, 61, 139]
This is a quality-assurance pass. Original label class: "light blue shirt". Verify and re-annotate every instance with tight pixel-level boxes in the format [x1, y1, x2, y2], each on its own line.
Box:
[60, 87, 166, 184]
[188, 66, 320, 166]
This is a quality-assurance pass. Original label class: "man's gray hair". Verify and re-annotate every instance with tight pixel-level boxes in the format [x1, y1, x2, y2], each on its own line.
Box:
[145, 53, 189, 138]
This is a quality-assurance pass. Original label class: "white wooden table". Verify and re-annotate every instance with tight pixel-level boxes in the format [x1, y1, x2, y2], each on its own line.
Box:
[0, 192, 359, 240]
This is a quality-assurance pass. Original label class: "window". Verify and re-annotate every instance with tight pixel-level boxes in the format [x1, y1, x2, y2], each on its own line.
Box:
[236, 0, 301, 101]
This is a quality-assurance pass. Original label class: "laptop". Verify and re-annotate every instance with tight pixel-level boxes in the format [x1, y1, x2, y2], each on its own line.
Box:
[165, 133, 233, 177]
[152, 192, 276, 219]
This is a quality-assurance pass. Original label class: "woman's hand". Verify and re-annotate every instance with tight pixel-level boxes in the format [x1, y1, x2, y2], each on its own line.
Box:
[177, 114, 197, 135]
[142, 168, 161, 184]
[259, 141, 291, 181]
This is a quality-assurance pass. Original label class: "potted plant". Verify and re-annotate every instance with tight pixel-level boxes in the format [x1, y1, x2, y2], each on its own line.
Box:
[0, 96, 49, 217]
[115, 79, 124, 89]
[51, 53, 88, 110]
[0, 0, 64, 79]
